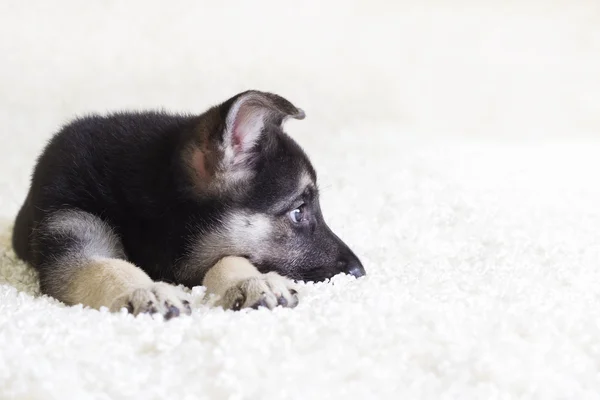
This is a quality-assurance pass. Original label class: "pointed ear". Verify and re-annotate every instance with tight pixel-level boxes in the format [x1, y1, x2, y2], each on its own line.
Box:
[183, 91, 305, 196]
[221, 90, 305, 166]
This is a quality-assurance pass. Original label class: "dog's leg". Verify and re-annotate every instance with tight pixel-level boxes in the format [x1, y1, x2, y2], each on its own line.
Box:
[32, 210, 190, 318]
[202, 256, 298, 310]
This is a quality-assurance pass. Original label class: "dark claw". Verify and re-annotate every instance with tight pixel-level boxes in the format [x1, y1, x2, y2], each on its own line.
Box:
[164, 304, 180, 320]
[251, 294, 269, 309]
[277, 296, 288, 307]
[290, 289, 298, 296]
[182, 300, 192, 314]
[126, 301, 134, 314]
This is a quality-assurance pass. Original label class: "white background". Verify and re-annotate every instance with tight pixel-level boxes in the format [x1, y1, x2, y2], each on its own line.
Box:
[1, 2, 600, 399]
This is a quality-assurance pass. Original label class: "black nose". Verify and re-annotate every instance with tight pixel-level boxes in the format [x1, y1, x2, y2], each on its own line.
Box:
[347, 261, 366, 278]
[338, 256, 366, 279]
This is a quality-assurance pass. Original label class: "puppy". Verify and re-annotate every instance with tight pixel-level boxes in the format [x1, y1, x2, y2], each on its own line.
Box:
[12, 90, 365, 318]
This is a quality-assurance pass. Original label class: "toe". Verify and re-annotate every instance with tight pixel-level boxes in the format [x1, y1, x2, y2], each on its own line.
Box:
[277, 287, 298, 309]
[264, 274, 299, 309]
[251, 291, 279, 309]
[136, 299, 159, 315]
[287, 289, 299, 308]
[128, 289, 160, 315]
[164, 304, 180, 320]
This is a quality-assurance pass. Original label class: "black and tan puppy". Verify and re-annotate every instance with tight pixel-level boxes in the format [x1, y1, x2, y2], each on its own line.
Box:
[12, 91, 365, 318]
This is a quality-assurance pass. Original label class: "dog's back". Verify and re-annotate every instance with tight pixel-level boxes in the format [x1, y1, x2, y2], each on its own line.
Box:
[12, 112, 196, 275]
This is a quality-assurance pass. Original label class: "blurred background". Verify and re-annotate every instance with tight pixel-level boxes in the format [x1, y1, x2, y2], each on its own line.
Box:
[1, 0, 599, 219]
[2, 3, 600, 397]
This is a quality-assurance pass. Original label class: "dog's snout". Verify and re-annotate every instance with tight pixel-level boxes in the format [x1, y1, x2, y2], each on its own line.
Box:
[337, 256, 366, 279]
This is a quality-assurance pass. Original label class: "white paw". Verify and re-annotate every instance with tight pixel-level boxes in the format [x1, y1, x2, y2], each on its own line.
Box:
[110, 282, 191, 319]
[218, 272, 299, 310]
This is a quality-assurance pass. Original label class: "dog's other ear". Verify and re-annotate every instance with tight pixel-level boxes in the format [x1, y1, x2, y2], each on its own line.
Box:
[220, 90, 305, 166]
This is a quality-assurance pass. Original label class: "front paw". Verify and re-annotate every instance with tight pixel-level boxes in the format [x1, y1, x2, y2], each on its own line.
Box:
[111, 282, 192, 319]
[218, 272, 299, 311]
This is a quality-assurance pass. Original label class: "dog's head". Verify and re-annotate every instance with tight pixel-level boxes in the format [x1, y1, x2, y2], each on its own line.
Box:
[183, 90, 365, 282]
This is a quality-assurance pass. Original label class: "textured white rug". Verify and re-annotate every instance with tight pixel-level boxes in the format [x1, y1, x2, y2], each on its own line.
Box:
[1, 1, 600, 399]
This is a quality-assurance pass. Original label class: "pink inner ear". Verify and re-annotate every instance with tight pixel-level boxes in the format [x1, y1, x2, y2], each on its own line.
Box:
[230, 105, 263, 155]
[231, 124, 243, 152]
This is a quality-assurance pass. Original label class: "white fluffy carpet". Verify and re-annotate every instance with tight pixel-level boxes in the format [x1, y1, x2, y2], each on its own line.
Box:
[2, 1, 600, 399]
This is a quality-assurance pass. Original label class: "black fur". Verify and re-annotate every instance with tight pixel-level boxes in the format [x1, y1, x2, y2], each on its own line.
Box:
[15, 112, 208, 282]
[13, 91, 365, 295]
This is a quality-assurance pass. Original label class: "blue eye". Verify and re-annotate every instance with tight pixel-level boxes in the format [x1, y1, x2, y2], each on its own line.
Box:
[288, 204, 306, 223]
